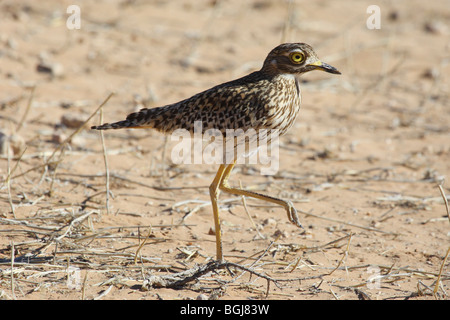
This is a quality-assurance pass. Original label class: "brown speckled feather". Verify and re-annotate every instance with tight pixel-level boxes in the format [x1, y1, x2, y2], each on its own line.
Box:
[92, 72, 300, 135]
[90, 43, 335, 137]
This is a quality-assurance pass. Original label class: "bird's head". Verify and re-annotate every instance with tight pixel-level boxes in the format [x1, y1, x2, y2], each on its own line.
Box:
[262, 43, 341, 76]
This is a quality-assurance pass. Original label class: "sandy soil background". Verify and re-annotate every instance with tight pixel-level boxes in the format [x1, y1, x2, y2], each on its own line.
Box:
[0, 0, 449, 300]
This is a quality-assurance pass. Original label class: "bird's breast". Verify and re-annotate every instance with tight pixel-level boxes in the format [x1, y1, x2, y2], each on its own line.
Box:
[261, 74, 302, 135]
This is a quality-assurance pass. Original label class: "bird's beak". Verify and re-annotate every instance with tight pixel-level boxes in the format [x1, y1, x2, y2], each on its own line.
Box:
[308, 60, 341, 74]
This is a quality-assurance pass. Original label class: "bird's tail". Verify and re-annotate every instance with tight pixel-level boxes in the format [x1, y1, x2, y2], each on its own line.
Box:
[91, 120, 134, 130]
[91, 107, 169, 131]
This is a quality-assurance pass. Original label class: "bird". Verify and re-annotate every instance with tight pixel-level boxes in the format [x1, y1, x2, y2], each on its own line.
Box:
[92, 43, 341, 261]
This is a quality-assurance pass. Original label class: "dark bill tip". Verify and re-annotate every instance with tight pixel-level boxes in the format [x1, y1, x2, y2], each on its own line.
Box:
[308, 60, 341, 75]
[319, 62, 341, 74]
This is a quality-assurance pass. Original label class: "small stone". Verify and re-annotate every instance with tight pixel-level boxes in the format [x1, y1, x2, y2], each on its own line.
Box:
[273, 229, 288, 239]
[36, 61, 64, 77]
[0, 132, 25, 156]
[51, 131, 67, 144]
[36, 51, 64, 78]
[262, 218, 277, 226]
[388, 10, 399, 21]
[69, 135, 85, 148]
[424, 21, 448, 35]
[0, 132, 11, 156]
[61, 113, 86, 128]
[422, 67, 440, 80]
[9, 134, 26, 155]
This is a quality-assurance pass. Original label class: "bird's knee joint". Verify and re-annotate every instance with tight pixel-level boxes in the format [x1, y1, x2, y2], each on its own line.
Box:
[283, 200, 295, 211]
[218, 178, 232, 191]
[209, 183, 220, 197]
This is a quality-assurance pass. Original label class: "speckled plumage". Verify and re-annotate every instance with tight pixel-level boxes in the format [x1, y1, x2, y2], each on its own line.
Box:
[92, 43, 340, 261]
[93, 70, 299, 136]
[92, 43, 338, 137]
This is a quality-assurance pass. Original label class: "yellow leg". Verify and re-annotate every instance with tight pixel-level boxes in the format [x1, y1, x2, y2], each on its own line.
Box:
[209, 164, 228, 261]
[209, 161, 303, 261]
[219, 161, 303, 228]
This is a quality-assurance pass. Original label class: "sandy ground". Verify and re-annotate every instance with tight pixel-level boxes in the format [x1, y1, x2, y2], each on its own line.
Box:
[0, 0, 449, 301]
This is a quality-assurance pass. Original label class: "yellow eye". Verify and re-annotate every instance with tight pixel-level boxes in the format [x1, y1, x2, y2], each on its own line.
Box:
[289, 52, 305, 64]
